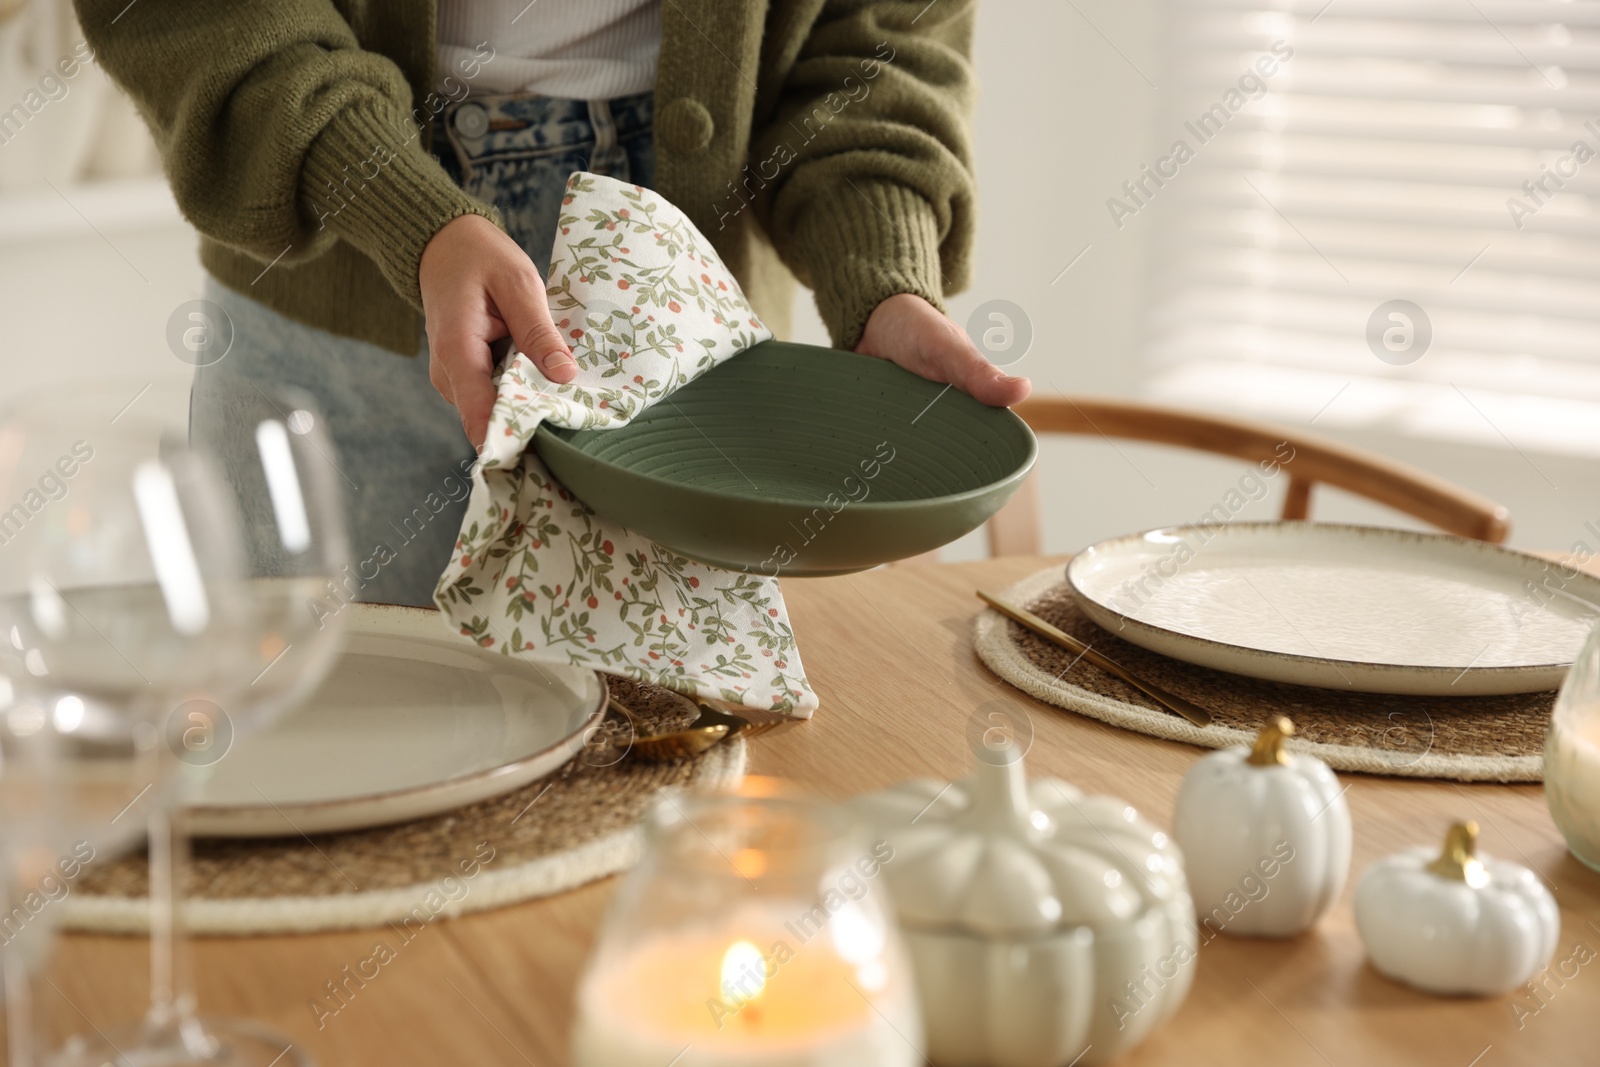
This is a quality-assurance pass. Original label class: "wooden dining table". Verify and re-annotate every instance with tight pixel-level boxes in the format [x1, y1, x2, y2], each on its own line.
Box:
[34, 555, 1600, 1066]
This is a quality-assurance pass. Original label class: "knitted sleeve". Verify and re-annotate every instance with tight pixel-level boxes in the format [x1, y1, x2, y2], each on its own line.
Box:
[751, 0, 978, 347]
[72, 0, 495, 308]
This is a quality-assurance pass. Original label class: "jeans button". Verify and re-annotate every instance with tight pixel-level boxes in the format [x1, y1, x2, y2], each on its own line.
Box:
[453, 102, 489, 139]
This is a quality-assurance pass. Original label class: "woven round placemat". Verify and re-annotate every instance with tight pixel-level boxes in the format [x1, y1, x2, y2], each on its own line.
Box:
[60, 679, 746, 936]
[975, 566, 1550, 782]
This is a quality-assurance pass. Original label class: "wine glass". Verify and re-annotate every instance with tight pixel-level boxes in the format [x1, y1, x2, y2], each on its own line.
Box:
[0, 692, 61, 1067]
[0, 380, 249, 1065]
[131, 382, 350, 1067]
[0, 379, 350, 1066]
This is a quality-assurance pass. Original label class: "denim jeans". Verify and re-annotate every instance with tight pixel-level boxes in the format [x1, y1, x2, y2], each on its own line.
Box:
[437, 91, 655, 278]
[192, 91, 656, 607]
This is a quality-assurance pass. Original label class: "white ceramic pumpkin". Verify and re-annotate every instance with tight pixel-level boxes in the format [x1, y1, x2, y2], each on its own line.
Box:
[853, 744, 1195, 1067]
[1173, 716, 1351, 938]
[1354, 821, 1559, 995]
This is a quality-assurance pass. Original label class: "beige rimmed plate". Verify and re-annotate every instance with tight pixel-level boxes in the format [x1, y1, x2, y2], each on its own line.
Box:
[1066, 523, 1600, 696]
[187, 604, 607, 838]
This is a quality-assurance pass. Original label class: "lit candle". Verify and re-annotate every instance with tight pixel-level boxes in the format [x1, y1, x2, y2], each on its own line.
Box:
[1546, 713, 1600, 872]
[572, 905, 919, 1066]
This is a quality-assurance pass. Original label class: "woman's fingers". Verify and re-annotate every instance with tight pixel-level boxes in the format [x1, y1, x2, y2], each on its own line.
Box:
[948, 340, 1032, 407]
[420, 215, 581, 449]
[856, 293, 1031, 408]
[436, 330, 498, 448]
[493, 263, 576, 384]
[427, 346, 456, 409]
[920, 312, 1031, 406]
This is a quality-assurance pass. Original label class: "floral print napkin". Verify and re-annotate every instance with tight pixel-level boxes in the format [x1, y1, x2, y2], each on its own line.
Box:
[434, 173, 817, 717]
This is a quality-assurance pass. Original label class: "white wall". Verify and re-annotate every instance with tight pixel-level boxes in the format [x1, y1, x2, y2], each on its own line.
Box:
[0, 179, 200, 410]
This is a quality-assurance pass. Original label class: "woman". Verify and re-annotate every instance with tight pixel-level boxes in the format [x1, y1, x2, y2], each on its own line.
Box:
[76, 0, 1028, 605]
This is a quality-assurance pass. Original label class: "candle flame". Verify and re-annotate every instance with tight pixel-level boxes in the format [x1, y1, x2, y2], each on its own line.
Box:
[720, 939, 767, 1004]
[732, 848, 767, 878]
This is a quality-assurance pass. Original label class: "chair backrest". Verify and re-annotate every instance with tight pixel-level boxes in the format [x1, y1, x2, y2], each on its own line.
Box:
[985, 394, 1511, 557]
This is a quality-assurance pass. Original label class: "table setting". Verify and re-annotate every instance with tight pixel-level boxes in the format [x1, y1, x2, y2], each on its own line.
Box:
[3, 171, 1599, 1067]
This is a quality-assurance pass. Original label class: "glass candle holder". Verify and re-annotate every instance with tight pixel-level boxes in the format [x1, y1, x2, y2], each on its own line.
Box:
[572, 779, 922, 1067]
[1547, 621, 1600, 872]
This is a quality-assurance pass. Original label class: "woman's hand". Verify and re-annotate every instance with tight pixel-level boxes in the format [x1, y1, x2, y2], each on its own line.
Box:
[855, 293, 1031, 408]
[419, 214, 577, 448]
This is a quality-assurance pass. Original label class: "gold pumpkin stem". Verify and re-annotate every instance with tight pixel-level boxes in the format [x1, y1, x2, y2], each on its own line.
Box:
[1247, 716, 1295, 766]
[1426, 821, 1488, 887]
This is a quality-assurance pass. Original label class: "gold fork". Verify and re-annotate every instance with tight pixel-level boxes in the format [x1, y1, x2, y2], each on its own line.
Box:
[977, 590, 1214, 727]
[609, 694, 788, 761]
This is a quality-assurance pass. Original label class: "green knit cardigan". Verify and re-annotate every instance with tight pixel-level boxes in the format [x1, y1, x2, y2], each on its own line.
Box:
[74, 0, 978, 355]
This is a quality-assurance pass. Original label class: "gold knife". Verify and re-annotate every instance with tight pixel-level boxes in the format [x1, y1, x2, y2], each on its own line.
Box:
[977, 590, 1213, 727]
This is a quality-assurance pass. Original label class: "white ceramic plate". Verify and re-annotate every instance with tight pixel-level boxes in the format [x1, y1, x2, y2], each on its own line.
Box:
[187, 604, 608, 837]
[1066, 523, 1600, 695]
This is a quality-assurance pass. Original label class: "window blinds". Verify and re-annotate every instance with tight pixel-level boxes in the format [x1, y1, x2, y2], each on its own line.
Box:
[1142, 0, 1600, 458]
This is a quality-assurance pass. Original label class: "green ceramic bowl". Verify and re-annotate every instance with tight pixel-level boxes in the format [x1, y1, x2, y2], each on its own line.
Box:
[532, 341, 1037, 576]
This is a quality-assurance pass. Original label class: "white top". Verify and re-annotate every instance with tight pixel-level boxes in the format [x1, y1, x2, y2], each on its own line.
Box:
[437, 0, 662, 100]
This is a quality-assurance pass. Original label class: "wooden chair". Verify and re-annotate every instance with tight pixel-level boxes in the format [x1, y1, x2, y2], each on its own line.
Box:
[977, 394, 1510, 557]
